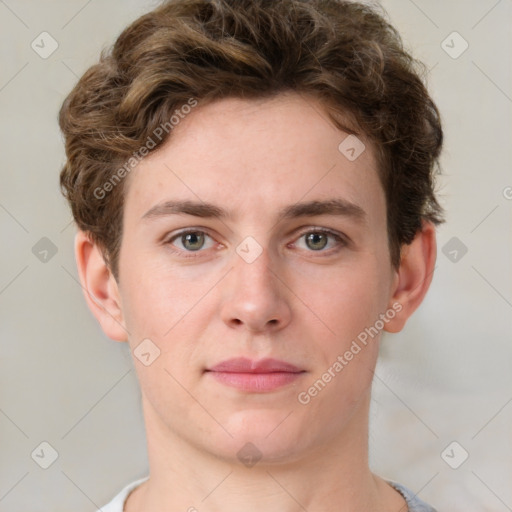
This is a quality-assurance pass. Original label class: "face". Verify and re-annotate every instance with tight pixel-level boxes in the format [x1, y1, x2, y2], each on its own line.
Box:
[116, 92, 399, 463]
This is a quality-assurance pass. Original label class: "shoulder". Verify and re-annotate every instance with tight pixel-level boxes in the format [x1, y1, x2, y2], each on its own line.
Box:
[387, 480, 438, 512]
[97, 476, 150, 512]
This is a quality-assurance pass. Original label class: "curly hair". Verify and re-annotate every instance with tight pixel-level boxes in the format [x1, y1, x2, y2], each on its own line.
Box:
[59, 0, 443, 279]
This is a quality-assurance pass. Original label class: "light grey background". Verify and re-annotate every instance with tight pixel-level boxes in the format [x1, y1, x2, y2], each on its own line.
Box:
[0, 1, 511, 510]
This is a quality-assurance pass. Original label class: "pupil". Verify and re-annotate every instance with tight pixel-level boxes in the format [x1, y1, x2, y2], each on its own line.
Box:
[307, 233, 327, 250]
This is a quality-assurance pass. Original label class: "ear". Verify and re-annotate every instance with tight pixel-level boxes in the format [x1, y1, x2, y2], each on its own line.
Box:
[74, 230, 128, 342]
[384, 221, 437, 333]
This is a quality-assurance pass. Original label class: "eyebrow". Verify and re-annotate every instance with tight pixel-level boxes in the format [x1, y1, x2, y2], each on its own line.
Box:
[141, 198, 367, 223]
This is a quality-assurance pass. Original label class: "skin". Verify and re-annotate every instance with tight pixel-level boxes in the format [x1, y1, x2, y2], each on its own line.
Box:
[75, 91, 436, 512]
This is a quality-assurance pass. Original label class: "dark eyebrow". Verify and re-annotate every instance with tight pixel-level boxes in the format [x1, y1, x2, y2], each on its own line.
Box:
[141, 198, 367, 223]
[279, 199, 366, 222]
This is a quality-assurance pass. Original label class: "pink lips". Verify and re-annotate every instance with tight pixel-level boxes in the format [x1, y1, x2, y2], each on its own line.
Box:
[206, 357, 305, 392]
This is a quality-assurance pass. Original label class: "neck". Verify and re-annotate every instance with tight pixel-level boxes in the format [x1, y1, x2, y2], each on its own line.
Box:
[127, 390, 405, 512]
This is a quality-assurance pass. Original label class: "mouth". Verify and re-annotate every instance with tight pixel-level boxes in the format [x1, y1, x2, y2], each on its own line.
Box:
[204, 357, 306, 392]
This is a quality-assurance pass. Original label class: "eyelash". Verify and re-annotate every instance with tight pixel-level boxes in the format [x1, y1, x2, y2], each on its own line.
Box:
[164, 227, 347, 258]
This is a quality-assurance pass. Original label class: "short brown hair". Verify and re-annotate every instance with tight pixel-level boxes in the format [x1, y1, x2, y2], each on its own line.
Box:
[59, 0, 443, 279]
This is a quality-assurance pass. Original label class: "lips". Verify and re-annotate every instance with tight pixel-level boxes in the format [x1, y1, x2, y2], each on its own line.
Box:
[207, 357, 303, 373]
[205, 357, 305, 392]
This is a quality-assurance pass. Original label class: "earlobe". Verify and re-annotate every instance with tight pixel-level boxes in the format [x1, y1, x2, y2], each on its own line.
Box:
[74, 231, 128, 342]
[384, 221, 437, 333]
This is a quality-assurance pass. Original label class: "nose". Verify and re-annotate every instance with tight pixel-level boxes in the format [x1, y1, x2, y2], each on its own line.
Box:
[219, 245, 292, 334]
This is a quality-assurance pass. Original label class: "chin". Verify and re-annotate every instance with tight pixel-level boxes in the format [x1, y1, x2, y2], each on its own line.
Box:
[206, 410, 314, 466]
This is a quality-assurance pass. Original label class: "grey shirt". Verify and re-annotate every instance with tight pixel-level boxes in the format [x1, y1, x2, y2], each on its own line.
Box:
[388, 480, 438, 511]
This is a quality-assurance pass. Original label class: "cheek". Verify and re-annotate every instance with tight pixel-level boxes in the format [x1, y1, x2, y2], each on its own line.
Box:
[119, 251, 220, 352]
[119, 252, 176, 339]
[294, 259, 389, 345]
[297, 266, 387, 409]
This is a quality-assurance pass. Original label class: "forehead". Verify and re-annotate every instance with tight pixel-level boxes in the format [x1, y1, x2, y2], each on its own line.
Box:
[123, 92, 384, 225]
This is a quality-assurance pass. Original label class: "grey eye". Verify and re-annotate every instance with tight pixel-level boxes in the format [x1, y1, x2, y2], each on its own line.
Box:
[305, 232, 329, 250]
[180, 232, 205, 251]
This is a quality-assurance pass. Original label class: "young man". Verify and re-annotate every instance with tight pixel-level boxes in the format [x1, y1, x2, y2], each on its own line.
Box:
[59, 0, 443, 510]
